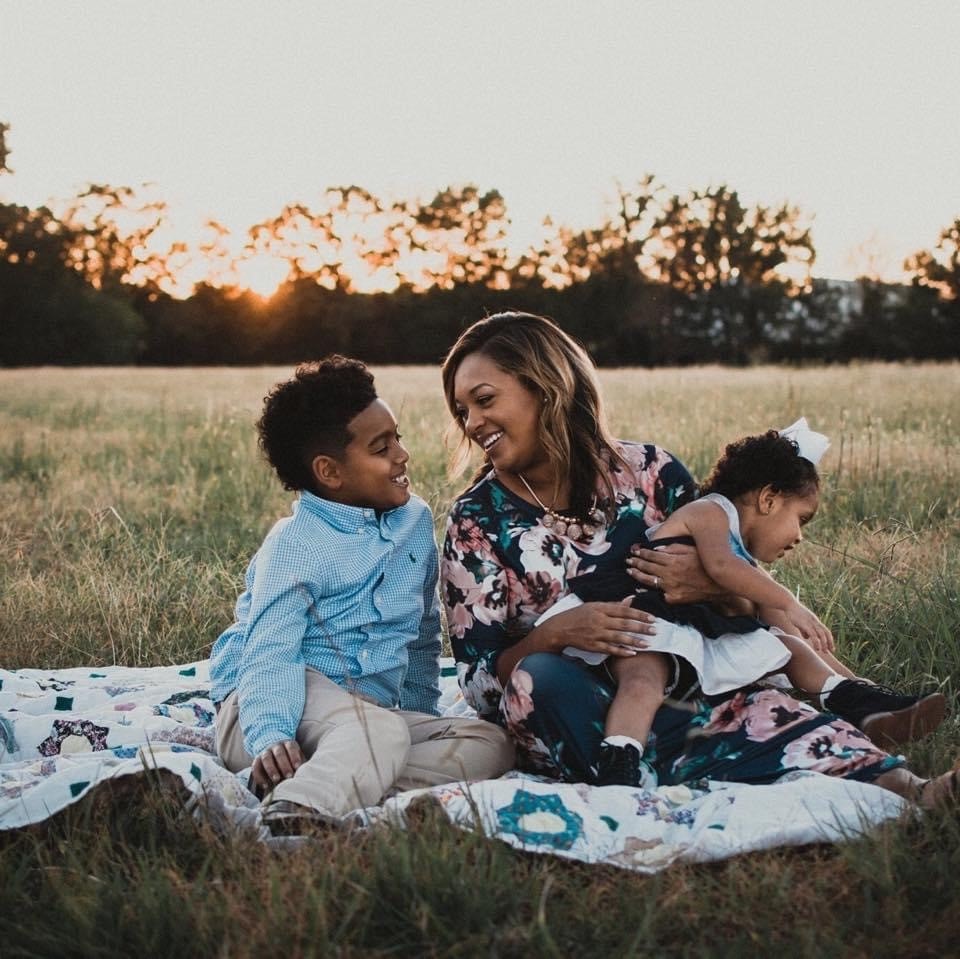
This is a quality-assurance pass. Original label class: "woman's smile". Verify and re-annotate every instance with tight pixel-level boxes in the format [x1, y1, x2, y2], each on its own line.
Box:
[479, 430, 504, 452]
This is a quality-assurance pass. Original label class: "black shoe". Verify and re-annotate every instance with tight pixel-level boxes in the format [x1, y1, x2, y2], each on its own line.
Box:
[823, 680, 947, 746]
[593, 742, 658, 788]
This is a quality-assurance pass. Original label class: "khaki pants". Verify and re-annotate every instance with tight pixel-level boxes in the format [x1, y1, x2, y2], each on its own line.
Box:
[216, 667, 514, 817]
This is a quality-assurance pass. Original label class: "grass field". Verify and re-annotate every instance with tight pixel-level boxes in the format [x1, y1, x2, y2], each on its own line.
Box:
[2, 363, 959, 957]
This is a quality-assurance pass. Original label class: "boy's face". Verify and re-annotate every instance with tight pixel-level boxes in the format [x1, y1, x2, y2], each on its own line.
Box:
[317, 399, 411, 511]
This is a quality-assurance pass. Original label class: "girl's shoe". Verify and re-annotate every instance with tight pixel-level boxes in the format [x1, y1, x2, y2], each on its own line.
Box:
[593, 742, 659, 789]
[823, 680, 946, 746]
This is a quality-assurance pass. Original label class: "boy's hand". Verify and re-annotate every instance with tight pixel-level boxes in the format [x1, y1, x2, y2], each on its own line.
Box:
[251, 739, 304, 792]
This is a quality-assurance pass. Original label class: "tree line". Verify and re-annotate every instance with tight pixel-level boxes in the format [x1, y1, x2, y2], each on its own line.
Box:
[1, 124, 957, 366]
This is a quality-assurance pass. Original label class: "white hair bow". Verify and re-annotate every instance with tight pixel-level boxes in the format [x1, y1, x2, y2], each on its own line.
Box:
[779, 417, 830, 465]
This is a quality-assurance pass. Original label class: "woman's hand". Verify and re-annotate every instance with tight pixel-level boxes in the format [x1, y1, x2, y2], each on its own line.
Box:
[626, 543, 725, 604]
[251, 738, 304, 794]
[534, 597, 656, 659]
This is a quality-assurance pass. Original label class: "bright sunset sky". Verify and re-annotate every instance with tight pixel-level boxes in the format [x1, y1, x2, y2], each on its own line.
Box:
[2, 1, 958, 291]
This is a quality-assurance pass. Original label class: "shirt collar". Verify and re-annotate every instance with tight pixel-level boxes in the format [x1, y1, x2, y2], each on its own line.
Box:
[295, 489, 381, 532]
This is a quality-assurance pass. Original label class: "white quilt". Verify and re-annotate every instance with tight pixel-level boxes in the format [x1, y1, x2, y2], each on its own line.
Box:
[0, 659, 906, 872]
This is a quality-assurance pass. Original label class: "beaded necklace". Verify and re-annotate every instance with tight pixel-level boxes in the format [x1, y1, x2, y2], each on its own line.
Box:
[517, 473, 605, 543]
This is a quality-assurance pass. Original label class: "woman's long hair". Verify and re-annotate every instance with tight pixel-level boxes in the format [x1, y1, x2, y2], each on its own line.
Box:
[441, 312, 625, 519]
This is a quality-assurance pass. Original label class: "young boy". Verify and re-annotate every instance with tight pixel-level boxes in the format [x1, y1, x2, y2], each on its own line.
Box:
[210, 357, 514, 832]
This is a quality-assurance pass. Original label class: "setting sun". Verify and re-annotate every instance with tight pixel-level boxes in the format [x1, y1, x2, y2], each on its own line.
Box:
[233, 256, 289, 299]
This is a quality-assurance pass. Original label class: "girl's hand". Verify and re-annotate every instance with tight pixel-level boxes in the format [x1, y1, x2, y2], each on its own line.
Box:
[765, 604, 835, 653]
[536, 598, 657, 658]
[251, 738, 304, 794]
[626, 543, 725, 604]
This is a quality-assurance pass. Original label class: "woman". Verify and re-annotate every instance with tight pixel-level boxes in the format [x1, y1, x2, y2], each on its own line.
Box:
[439, 311, 956, 808]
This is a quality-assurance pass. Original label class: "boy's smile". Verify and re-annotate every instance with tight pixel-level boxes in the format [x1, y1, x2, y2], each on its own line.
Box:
[318, 399, 411, 511]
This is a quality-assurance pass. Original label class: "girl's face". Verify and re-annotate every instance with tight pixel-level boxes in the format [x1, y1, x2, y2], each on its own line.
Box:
[746, 487, 819, 563]
[451, 352, 548, 478]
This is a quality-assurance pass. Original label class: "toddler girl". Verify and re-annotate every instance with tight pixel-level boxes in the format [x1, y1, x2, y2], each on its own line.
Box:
[550, 419, 945, 788]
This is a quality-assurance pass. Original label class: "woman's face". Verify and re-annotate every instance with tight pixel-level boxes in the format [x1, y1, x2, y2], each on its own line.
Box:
[451, 352, 548, 477]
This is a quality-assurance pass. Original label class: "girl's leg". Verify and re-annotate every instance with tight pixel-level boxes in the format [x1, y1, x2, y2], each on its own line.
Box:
[605, 652, 669, 742]
[779, 633, 843, 697]
[598, 653, 670, 787]
[816, 650, 857, 680]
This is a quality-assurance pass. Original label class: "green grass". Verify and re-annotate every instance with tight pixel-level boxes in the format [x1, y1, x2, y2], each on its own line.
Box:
[2, 363, 959, 957]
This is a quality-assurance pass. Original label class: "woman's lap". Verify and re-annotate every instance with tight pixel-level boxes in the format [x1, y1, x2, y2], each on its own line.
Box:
[501, 652, 904, 785]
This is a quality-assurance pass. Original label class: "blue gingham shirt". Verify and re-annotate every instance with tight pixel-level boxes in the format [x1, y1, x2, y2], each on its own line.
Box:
[209, 490, 442, 757]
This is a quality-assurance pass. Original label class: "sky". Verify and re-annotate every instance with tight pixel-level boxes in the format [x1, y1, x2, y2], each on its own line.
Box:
[2, 0, 959, 291]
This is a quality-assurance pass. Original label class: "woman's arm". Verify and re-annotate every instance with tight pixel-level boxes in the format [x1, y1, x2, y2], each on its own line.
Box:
[441, 506, 654, 713]
[627, 542, 729, 603]
[491, 600, 657, 685]
[622, 443, 726, 604]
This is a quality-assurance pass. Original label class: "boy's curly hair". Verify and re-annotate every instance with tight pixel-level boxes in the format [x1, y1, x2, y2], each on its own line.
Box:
[257, 356, 377, 493]
[700, 429, 819, 500]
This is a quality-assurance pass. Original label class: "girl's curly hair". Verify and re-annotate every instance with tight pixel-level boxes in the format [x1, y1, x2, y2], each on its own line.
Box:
[700, 429, 819, 500]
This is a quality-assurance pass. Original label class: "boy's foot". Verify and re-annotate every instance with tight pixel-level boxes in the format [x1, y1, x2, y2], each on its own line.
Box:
[824, 680, 947, 746]
[261, 799, 344, 837]
[593, 742, 659, 789]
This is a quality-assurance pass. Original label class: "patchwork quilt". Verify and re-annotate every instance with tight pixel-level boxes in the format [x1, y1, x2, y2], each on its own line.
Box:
[0, 659, 906, 872]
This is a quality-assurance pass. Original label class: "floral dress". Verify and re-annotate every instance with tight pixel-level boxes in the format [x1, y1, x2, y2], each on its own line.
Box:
[441, 441, 904, 786]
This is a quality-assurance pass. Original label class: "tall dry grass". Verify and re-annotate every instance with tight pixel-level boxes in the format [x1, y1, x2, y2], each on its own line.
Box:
[1, 363, 959, 957]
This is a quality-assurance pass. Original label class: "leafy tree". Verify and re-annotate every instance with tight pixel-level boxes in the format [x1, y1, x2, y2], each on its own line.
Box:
[407, 185, 510, 289]
[513, 178, 660, 290]
[0, 121, 11, 174]
[644, 185, 814, 362]
[244, 201, 343, 290]
[57, 183, 169, 292]
[0, 206, 145, 365]
[0, 175, 148, 365]
[906, 218, 960, 301]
